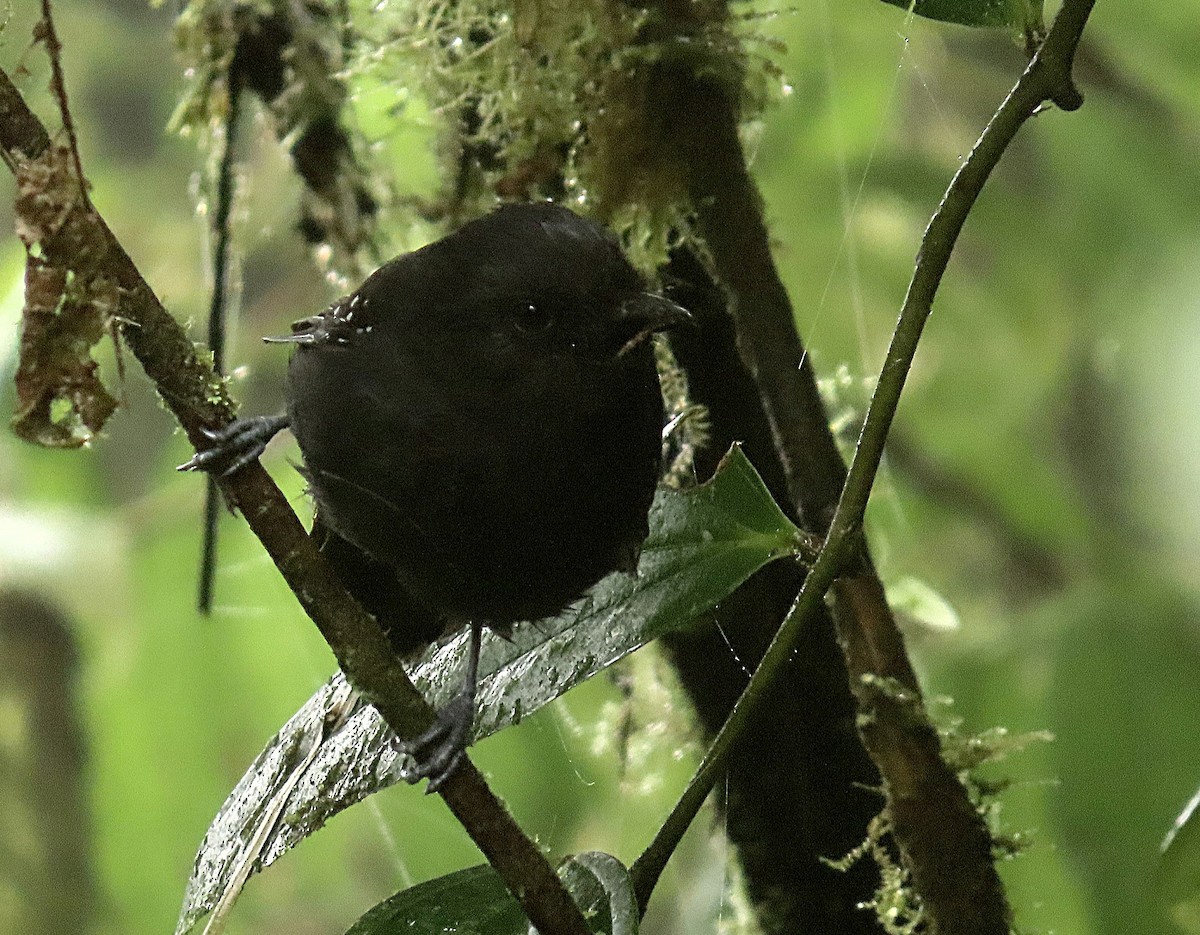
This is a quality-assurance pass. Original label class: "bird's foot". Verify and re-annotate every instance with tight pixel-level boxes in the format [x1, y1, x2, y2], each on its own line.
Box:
[397, 692, 475, 793]
[177, 415, 289, 477]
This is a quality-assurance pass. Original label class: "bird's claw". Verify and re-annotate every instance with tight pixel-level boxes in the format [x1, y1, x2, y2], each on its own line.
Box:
[177, 415, 289, 477]
[397, 692, 475, 793]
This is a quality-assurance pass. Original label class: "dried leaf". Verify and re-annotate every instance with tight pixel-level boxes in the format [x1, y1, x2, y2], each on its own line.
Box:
[10, 145, 118, 447]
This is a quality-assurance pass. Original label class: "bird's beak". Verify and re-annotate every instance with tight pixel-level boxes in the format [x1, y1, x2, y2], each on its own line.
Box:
[263, 315, 322, 345]
[263, 332, 317, 345]
[613, 293, 692, 357]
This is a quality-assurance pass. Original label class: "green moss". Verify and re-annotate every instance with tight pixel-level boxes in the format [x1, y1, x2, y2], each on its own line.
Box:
[171, 1, 792, 275]
[825, 813, 925, 935]
[830, 695, 1049, 934]
[351, 0, 787, 270]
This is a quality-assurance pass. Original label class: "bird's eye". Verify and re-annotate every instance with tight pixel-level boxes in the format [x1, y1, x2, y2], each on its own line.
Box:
[514, 301, 553, 333]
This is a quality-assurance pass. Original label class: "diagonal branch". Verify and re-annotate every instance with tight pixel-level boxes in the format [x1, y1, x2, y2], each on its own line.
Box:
[0, 68, 589, 935]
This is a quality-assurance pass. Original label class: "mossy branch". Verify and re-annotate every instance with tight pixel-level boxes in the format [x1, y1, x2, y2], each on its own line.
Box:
[0, 67, 589, 935]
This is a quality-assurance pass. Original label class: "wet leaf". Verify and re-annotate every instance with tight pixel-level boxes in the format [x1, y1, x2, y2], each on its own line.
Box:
[553, 852, 638, 935]
[176, 445, 800, 934]
[342, 852, 636, 935]
[344, 864, 526, 935]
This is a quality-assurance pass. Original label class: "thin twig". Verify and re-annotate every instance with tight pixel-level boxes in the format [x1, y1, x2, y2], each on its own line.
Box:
[198, 78, 243, 614]
[631, 4, 1097, 930]
[35, 0, 87, 201]
[630, 554, 829, 912]
[830, 5, 1092, 541]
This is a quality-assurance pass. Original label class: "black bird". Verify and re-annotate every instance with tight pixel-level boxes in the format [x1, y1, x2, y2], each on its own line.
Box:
[181, 202, 689, 789]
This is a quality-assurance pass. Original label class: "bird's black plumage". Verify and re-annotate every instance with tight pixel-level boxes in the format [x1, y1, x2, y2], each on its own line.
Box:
[182, 202, 688, 788]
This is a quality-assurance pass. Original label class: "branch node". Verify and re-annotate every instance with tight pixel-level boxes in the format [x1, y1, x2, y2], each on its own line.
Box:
[1050, 81, 1084, 112]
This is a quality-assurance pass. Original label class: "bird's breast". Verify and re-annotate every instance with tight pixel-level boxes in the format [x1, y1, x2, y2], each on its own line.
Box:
[285, 333, 664, 625]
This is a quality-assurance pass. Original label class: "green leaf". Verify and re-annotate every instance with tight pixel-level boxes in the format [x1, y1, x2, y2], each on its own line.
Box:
[555, 852, 639, 935]
[878, 0, 1042, 29]
[177, 445, 800, 934]
[342, 853, 637, 935]
[344, 864, 526, 935]
[886, 575, 960, 633]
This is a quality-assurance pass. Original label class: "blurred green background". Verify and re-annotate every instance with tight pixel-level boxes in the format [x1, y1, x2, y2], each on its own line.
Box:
[3, 2, 1200, 934]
